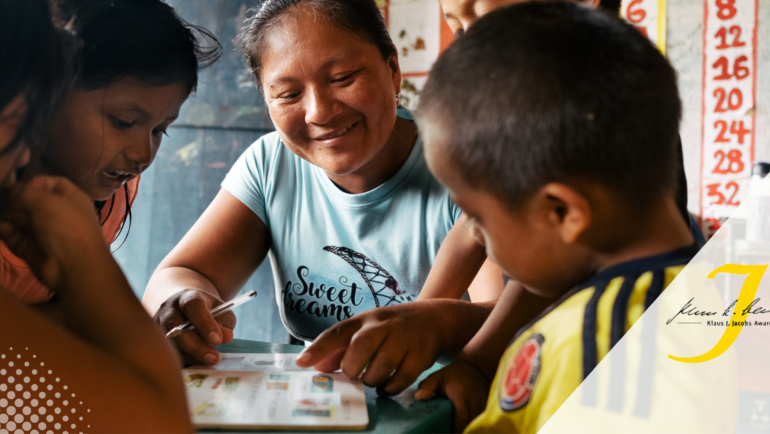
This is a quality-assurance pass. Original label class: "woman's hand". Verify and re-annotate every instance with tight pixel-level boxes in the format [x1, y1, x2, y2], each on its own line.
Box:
[415, 359, 491, 431]
[153, 287, 236, 365]
[0, 176, 107, 291]
[296, 302, 443, 395]
[143, 190, 270, 364]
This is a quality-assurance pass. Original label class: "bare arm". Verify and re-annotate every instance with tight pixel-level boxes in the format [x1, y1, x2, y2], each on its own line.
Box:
[142, 189, 270, 364]
[0, 176, 191, 432]
[418, 214, 504, 302]
[143, 189, 269, 312]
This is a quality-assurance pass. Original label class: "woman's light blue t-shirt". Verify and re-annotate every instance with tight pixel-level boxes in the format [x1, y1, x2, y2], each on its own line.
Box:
[221, 108, 461, 340]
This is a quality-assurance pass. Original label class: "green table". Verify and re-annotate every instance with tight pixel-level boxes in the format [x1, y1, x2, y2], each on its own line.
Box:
[201, 339, 452, 433]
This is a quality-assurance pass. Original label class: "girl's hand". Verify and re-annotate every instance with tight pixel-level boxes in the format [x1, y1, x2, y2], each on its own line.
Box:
[0, 176, 107, 290]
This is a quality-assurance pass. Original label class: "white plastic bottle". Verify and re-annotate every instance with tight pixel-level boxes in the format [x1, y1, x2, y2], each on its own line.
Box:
[746, 162, 770, 242]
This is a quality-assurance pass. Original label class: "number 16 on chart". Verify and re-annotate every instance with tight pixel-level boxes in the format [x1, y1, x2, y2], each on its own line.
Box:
[700, 0, 757, 227]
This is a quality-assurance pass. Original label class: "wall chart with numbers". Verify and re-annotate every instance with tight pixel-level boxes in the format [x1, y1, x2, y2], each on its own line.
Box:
[621, 0, 668, 53]
[382, 0, 764, 241]
[700, 0, 758, 237]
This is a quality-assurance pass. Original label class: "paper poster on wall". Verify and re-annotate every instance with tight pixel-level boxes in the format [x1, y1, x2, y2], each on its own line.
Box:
[378, 0, 445, 109]
[621, 0, 667, 53]
[700, 0, 758, 238]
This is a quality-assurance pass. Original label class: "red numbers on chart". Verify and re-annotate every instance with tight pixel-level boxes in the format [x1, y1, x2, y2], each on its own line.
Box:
[730, 121, 750, 144]
[706, 181, 741, 206]
[715, 26, 745, 49]
[624, 0, 649, 37]
[702, 0, 754, 225]
[713, 120, 750, 144]
[716, 0, 737, 20]
[712, 149, 745, 174]
[712, 56, 750, 80]
[626, 0, 646, 23]
[713, 88, 743, 112]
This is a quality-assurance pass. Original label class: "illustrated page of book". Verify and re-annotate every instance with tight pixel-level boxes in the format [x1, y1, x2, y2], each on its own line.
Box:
[183, 353, 368, 430]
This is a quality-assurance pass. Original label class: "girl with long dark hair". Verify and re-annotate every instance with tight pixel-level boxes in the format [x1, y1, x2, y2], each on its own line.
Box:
[4, 0, 222, 304]
[0, 1, 192, 430]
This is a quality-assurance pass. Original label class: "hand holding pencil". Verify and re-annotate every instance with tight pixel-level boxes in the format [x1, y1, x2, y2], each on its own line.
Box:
[165, 290, 257, 338]
[154, 288, 255, 365]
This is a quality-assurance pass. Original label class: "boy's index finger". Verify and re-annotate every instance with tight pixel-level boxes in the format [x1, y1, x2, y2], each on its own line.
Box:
[295, 319, 362, 367]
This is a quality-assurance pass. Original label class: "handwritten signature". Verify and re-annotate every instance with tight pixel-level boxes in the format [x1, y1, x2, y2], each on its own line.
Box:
[666, 297, 770, 325]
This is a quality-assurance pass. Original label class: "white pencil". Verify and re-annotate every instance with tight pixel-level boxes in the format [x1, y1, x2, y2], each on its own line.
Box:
[165, 290, 258, 339]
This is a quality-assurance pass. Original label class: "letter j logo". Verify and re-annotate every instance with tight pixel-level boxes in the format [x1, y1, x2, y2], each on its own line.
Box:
[669, 264, 768, 363]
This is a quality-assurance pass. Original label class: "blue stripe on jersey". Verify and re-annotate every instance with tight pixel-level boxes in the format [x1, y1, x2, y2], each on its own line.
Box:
[610, 273, 642, 348]
[644, 268, 666, 309]
[634, 269, 665, 418]
[581, 280, 609, 408]
[607, 273, 642, 413]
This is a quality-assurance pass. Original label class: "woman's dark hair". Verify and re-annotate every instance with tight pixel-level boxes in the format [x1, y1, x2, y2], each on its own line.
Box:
[0, 0, 72, 148]
[238, 0, 395, 90]
[59, 0, 222, 94]
[56, 0, 223, 246]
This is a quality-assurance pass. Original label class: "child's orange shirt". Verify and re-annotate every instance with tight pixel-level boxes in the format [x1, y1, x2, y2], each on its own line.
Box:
[1, 177, 139, 304]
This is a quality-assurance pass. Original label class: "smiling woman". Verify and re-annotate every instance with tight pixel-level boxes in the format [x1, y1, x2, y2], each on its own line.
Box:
[142, 0, 500, 386]
[255, 5, 414, 194]
[1, 0, 222, 305]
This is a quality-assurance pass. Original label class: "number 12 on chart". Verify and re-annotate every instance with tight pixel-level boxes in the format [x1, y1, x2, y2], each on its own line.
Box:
[700, 0, 757, 236]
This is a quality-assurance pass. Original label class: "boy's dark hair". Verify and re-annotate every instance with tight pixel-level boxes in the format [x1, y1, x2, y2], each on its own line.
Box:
[600, 0, 622, 14]
[0, 0, 73, 147]
[418, 2, 681, 212]
[238, 0, 394, 91]
[59, 0, 222, 94]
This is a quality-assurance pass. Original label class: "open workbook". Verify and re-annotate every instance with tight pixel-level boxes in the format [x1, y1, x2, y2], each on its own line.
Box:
[183, 353, 369, 430]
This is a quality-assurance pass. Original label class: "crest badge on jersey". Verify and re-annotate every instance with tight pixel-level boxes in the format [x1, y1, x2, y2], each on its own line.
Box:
[499, 333, 545, 412]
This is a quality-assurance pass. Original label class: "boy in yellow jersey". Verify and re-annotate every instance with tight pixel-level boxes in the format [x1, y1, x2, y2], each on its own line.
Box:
[421, 0, 705, 428]
[415, 3, 697, 432]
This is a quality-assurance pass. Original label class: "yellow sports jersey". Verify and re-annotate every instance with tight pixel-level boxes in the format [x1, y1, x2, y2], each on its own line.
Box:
[466, 245, 701, 434]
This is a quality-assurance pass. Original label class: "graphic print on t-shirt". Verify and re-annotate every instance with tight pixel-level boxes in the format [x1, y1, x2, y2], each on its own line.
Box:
[323, 246, 413, 307]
